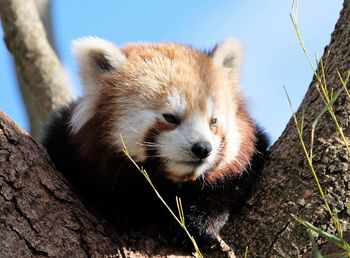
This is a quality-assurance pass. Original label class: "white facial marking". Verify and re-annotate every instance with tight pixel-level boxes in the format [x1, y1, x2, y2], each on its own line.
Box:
[219, 105, 241, 168]
[112, 92, 241, 182]
[157, 110, 221, 181]
[207, 97, 215, 116]
[167, 93, 187, 115]
[225, 121, 241, 161]
[116, 108, 158, 162]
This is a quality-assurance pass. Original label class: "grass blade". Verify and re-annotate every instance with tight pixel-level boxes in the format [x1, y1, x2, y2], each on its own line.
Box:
[119, 134, 203, 258]
[293, 215, 348, 249]
[311, 234, 324, 258]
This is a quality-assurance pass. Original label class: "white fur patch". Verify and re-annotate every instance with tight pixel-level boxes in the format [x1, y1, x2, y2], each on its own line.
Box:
[220, 107, 241, 167]
[70, 37, 127, 133]
[167, 93, 187, 115]
[70, 96, 97, 134]
[116, 109, 158, 162]
[207, 97, 216, 117]
[157, 110, 221, 180]
[212, 38, 243, 80]
[72, 37, 126, 78]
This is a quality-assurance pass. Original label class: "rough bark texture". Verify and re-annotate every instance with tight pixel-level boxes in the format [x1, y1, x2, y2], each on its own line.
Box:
[225, 1, 350, 257]
[1, 0, 350, 257]
[0, 0, 72, 140]
[0, 111, 118, 257]
[0, 111, 192, 258]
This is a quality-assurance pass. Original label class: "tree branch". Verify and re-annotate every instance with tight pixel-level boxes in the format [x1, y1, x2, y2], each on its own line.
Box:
[0, 0, 72, 139]
[0, 111, 198, 257]
[226, 0, 350, 256]
[0, 0, 349, 257]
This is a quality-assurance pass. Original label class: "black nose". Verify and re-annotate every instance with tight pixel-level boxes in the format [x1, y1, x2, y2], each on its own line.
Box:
[191, 141, 212, 159]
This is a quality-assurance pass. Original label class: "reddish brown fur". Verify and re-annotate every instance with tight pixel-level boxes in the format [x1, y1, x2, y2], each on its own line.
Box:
[74, 42, 255, 184]
[206, 107, 256, 183]
[42, 39, 267, 245]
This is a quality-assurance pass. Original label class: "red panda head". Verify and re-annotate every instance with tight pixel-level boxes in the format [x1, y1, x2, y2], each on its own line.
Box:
[70, 37, 256, 184]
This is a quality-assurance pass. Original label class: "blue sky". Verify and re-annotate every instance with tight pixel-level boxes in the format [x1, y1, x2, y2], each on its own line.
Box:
[0, 1, 343, 142]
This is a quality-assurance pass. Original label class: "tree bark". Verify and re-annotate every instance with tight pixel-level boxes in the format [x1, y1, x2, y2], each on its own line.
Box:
[0, 0, 350, 257]
[14, 0, 62, 140]
[0, 111, 192, 258]
[0, 0, 72, 140]
[226, 1, 350, 257]
[0, 111, 123, 257]
[34, 0, 57, 50]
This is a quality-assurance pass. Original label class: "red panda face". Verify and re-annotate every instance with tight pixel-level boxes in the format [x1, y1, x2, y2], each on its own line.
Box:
[146, 94, 224, 181]
[70, 37, 256, 183]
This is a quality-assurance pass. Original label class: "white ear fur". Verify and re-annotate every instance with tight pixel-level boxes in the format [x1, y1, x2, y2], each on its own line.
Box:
[72, 37, 126, 89]
[70, 37, 126, 134]
[212, 38, 243, 80]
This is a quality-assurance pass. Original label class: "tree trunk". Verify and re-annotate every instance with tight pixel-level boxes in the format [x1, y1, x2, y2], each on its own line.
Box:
[226, 1, 350, 257]
[0, 0, 72, 140]
[13, 0, 63, 140]
[1, 0, 350, 257]
[0, 111, 192, 258]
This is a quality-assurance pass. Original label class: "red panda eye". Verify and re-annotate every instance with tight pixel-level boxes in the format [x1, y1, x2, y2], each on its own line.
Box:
[210, 117, 218, 127]
[162, 113, 180, 125]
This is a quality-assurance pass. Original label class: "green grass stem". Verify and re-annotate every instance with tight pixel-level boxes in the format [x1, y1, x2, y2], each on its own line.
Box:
[119, 134, 203, 258]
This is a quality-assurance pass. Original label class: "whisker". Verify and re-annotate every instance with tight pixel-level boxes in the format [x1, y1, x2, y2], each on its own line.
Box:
[199, 174, 208, 189]
[147, 154, 168, 158]
[125, 128, 158, 138]
[137, 143, 159, 148]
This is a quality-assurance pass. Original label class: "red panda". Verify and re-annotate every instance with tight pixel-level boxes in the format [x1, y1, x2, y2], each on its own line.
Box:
[41, 37, 269, 247]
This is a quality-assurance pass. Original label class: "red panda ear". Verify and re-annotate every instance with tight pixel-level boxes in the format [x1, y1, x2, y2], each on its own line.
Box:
[69, 37, 126, 134]
[212, 38, 243, 81]
[72, 37, 127, 89]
